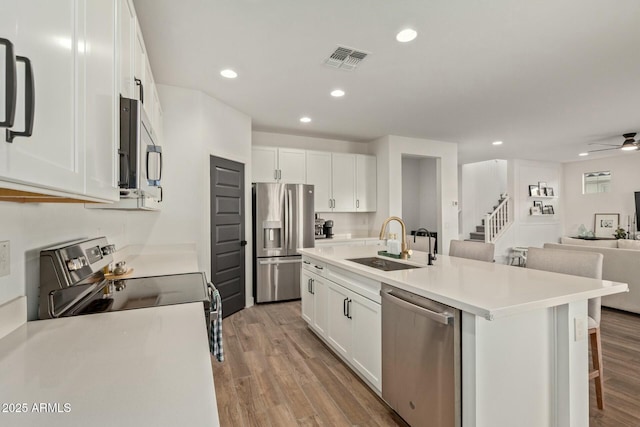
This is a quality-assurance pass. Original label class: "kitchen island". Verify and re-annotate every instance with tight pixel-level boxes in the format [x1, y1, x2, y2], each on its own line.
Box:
[0, 299, 219, 427]
[298, 245, 628, 427]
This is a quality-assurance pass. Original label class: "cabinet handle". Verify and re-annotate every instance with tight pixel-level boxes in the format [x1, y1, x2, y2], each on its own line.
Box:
[6, 56, 34, 143]
[134, 77, 144, 104]
[314, 265, 323, 270]
[303, 260, 311, 264]
[343, 297, 348, 317]
[158, 185, 163, 203]
[278, 169, 282, 180]
[308, 278, 312, 293]
[356, 199, 359, 209]
[274, 169, 278, 180]
[347, 299, 352, 319]
[311, 278, 314, 295]
[0, 38, 17, 128]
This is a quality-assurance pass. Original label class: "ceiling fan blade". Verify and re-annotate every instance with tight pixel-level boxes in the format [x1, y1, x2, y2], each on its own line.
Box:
[587, 147, 619, 153]
[587, 142, 620, 147]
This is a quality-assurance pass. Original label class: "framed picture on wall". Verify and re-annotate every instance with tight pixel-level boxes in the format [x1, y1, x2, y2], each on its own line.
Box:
[544, 187, 555, 197]
[529, 185, 539, 197]
[594, 213, 619, 238]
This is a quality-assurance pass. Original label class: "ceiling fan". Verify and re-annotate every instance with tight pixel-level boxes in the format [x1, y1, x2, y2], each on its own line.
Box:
[588, 133, 638, 153]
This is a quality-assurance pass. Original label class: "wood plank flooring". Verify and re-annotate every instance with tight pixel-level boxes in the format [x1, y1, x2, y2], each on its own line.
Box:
[212, 302, 640, 426]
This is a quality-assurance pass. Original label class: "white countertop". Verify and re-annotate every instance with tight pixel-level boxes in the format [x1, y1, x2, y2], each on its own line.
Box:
[0, 303, 218, 426]
[114, 244, 200, 278]
[299, 245, 628, 320]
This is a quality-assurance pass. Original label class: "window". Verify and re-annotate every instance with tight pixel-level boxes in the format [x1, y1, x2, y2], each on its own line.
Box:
[583, 171, 611, 194]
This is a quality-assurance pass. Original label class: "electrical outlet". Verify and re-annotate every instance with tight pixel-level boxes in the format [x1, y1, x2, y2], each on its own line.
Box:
[574, 316, 587, 342]
[0, 241, 9, 277]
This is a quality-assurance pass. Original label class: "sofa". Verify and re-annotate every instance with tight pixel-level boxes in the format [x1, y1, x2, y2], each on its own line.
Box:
[543, 237, 640, 314]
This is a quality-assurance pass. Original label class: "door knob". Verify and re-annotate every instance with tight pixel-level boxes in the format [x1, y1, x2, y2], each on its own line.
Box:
[240, 240, 247, 246]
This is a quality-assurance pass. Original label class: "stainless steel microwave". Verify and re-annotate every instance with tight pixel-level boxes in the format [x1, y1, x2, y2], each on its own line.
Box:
[119, 97, 162, 201]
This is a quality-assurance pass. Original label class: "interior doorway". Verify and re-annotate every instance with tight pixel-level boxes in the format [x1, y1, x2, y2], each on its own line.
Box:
[210, 156, 246, 318]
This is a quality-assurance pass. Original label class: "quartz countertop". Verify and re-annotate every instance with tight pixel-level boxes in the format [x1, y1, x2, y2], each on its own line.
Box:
[298, 245, 628, 320]
[113, 244, 200, 278]
[0, 303, 218, 426]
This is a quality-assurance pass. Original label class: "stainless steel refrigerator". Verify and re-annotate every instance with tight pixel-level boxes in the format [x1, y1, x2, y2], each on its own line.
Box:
[253, 183, 315, 303]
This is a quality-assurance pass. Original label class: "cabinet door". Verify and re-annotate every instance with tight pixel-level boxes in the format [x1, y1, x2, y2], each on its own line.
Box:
[133, 21, 145, 103]
[301, 270, 314, 325]
[312, 275, 328, 337]
[356, 154, 377, 212]
[351, 293, 382, 391]
[143, 54, 154, 118]
[152, 86, 163, 142]
[306, 150, 332, 212]
[118, 0, 135, 98]
[326, 281, 352, 359]
[0, 0, 83, 193]
[252, 146, 278, 182]
[278, 148, 305, 183]
[82, 0, 118, 201]
[331, 153, 356, 212]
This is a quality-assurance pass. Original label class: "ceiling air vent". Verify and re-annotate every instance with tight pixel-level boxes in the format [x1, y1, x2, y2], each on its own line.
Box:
[324, 46, 369, 71]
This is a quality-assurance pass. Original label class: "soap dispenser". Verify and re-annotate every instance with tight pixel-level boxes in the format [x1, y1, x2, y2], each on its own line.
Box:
[387, 233, 400, 255]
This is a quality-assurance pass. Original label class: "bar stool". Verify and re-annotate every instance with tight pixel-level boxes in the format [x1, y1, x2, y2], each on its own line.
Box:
[509, 246, 529, 266]
[448, 240, 495, 262]
[526, 246, 605, 410]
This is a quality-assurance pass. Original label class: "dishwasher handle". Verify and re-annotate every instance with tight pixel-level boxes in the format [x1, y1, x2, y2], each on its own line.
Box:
[381, 290, 453, 325]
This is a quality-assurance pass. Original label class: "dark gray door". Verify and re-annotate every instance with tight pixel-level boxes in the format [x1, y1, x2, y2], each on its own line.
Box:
[210, 156, 245, 317]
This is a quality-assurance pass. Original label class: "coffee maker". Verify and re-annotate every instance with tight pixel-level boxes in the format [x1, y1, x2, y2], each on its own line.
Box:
[323, 220, 334, 238]
[315, 215, 326, 239]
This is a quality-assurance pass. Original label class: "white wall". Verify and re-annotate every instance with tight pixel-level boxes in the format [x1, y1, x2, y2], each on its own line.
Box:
[562, 154, 640, 236]
[373, 135, 458, 255]
[493, 159, 562, 263]
[461, 159, 508, 239]
[402, 156, 438, 233]
[0, 84, 252, 319]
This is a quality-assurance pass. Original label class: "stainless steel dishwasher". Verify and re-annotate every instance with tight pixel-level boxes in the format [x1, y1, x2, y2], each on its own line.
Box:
[381, 283, 461, 427]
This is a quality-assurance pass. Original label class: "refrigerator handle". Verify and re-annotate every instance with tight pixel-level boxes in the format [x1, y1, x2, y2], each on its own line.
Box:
[287, 188, 294, 250]
[283, 188, 289, 251]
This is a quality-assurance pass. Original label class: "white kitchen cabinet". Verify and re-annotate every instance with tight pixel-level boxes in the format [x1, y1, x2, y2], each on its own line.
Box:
[326, 280, 352, 359]
[331, 153, 356, 212]
[0, 0, 118, 202]
[312, 274, 327, 336]
[350, 292, 381, 389]
[356, 154, 376, 212]
[251, 146, 305, 183]
[82, 0, 119, 201]
[133, 21, 145, 104]
[118, 0, 135, 98]
[302, 260, 328, 337]
[306, 150, 332, 211]
[0, 0, 82, 194]
[301, 269, 314, 325]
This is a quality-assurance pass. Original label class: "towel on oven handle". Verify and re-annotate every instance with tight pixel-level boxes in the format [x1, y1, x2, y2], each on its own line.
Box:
[209, 285, 224, 362]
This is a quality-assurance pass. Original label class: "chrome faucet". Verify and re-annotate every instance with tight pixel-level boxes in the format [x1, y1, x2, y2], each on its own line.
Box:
[379, 216, 411, 260]
[414, 227, 436, 265]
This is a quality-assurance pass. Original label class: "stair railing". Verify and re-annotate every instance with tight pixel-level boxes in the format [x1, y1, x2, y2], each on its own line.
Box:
[485, 195, 512, 243]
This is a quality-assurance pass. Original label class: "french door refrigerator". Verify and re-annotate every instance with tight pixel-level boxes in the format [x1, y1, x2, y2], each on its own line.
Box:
[253, 183, 315, 303]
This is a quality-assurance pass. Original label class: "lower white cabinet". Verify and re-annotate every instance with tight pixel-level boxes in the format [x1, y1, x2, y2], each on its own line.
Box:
[302, 256, 382, 392]
[301, 261, 327, 337]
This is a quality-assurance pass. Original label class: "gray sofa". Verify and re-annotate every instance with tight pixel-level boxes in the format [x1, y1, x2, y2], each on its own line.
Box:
[544, 237, 640, 314]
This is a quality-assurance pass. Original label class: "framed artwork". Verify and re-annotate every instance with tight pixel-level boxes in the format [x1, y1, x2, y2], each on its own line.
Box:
[528, 185, 539, 197]
[594, 213, 619, 238]
[544, 187, 554, 197]
[530, 206, 541, 215]
[533, 200, 543, 209]
[543, 205, 554, 214]
[538, 181, 547, 191]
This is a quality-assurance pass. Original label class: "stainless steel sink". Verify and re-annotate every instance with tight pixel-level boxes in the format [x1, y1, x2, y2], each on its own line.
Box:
[346, 257, 423, 271]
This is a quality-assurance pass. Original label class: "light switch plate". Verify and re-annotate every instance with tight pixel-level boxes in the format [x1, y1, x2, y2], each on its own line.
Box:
[574, 316, 587, 342]
[0, 241, 9, 277]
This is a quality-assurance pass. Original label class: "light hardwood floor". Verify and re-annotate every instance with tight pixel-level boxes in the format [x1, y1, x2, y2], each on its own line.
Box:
[212, 302, 640, 426]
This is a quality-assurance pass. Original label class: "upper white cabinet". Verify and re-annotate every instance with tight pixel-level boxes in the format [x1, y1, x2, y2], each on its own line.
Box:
[251, 146, 306, 183]
[331, 153, 356, 212]
[306, 150, 332, 211]
[118, 0, 135, 98]
[0, 0, 118, 202]
[356, 154, 376, 212]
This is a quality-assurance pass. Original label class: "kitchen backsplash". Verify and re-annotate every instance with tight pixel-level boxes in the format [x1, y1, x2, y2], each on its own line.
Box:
[318, 212, 375, 237]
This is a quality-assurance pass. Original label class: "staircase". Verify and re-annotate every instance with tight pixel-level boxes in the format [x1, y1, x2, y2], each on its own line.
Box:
[467, 194, 512, 243]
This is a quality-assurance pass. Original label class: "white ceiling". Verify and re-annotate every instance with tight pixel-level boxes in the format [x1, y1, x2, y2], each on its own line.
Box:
[133, 0, 640, 164]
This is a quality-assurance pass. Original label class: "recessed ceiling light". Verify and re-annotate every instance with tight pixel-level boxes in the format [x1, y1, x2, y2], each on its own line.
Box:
[579, 152, 589, 157]
[220, 69, 237, 79]
[396, 29, 418, 43]
[300, 117, 312, 123]
[492, 141, 503, 146]
[330, 89, 345, 97]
